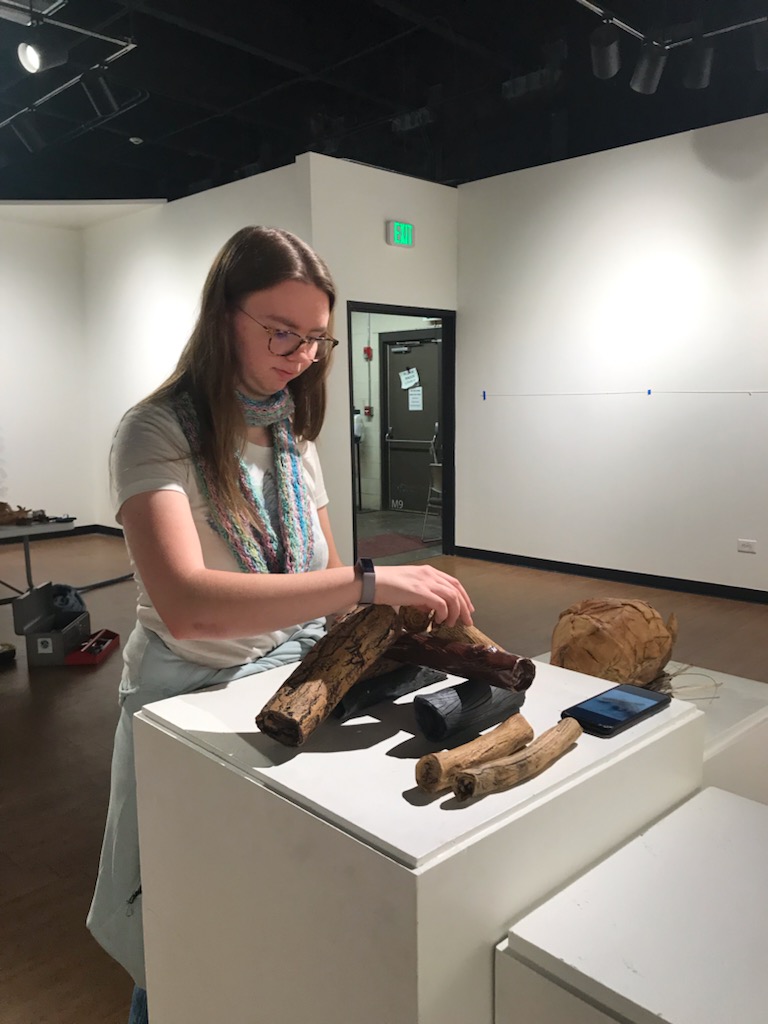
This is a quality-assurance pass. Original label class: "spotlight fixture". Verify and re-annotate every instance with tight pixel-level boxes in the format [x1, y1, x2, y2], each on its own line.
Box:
[683, 39, 714, 89]
[630, 42, 668, 95]
[753, 22, 768, 71]
[17, 29, 68, 74]
[10, 113, 45, 153]
[590, 21, 621, 79]
[81, 74, 120, 117]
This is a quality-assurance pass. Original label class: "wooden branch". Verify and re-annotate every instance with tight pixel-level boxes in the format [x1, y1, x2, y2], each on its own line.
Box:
[413, 679, 526, 743]
[428, 622, 500, 648]
[255, 605, 400, 746]
[415, 713, 534, 794]
[452, 718, 583, 801]
[387, 635, 536, 692]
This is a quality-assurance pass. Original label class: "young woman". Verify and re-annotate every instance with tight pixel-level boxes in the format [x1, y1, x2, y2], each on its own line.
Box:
[86, 226, 474, 1023]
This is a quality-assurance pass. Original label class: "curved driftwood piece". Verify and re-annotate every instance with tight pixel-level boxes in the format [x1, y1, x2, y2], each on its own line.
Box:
[415, 712, 534, 794]
[413, 679, 527, 743]
[388, 636, 536, 692]
[333, 665, 447, 723]
[452, 717, 583, 801]
[256, 605, 400, 746]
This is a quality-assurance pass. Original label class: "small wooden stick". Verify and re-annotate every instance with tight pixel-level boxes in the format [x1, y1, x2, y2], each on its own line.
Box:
[256, 605, 400, 746]
[452, 717, 583, 801]
[415, 713, 534, 794]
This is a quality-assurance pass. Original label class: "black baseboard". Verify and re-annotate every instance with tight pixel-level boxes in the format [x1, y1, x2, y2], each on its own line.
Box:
[74, 524, 123, 538]
[453, 546, 768, 606]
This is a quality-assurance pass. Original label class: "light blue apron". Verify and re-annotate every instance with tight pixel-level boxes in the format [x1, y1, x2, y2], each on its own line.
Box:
[86, 619, 324, 987]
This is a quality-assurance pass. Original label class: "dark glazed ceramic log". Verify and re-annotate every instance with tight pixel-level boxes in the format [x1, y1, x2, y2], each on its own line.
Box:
[412, 679, 527, 743]
[387, 636, 536, 692]
[333, 665, 447, 723]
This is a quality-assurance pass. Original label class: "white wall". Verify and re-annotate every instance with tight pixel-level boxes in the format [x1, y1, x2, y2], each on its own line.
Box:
[0, 219, 87, 520]
[306, 152, 458, 559]
[457, 114, 768, 591]
[84, 162, 312, 526]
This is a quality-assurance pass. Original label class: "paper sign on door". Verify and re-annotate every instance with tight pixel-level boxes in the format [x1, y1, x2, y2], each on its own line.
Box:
[408, 386, 423, 411]
[399, 368, 420, 389]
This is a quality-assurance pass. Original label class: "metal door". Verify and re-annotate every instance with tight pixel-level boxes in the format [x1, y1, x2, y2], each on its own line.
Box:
[382, 332, 442, 513]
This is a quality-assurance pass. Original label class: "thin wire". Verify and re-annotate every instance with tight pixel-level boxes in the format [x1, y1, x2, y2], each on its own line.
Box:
[483, 390, 768, 398]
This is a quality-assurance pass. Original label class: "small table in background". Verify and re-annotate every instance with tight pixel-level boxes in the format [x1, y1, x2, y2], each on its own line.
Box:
[0, 521, 77, 605]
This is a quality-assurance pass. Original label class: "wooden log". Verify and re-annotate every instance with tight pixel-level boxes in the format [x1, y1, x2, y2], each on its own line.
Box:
[415, 713, 534, 794]
[452, 717, 583, 801]
[255, 605, 400, 746]
[413, 679, 527, 743]
[387, 635, 536, 692]
[428, 621, 501, 648]
[333, 665, 447, 723]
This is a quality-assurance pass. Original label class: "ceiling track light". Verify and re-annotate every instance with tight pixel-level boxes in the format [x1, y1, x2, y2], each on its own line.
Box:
[683, 39, 714, 89]
[590, 21, 621, 79]
[17, 26, 68, 74]
[630, 42, 668, 95]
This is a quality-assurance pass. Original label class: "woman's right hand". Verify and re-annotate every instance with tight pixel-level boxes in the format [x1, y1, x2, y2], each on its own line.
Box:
[373, 564, 474, 627]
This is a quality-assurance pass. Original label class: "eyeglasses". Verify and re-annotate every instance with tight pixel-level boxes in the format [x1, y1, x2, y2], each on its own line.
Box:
[237, 307, 339, 361]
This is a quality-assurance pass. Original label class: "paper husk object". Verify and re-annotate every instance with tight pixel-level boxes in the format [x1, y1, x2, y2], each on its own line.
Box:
[550, 598, 677, 686]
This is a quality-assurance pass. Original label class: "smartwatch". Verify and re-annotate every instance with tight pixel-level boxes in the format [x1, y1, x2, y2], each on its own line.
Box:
[355, 557, 376, 604]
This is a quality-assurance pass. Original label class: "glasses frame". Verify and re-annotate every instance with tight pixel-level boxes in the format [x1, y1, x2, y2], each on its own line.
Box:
[236, 307, 339, 362]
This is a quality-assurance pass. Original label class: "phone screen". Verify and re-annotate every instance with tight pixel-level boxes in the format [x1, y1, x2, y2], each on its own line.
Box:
[562, 684, 670, 736]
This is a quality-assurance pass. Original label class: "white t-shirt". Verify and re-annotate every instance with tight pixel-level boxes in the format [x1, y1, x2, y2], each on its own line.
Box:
[111, 401, 330, 668]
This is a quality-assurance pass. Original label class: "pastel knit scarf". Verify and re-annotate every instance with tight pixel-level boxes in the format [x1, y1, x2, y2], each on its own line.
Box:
[173, 390, 315, 574]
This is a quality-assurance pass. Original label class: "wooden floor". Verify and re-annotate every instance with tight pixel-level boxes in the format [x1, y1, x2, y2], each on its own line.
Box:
[1, 533, 766, 1024]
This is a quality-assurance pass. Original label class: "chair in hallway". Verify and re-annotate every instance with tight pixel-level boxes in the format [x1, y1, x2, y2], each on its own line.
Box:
[421, 462, 443, 543]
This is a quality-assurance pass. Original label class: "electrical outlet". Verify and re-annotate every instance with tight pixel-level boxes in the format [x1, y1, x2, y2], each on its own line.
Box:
[737, 538, 757, 554]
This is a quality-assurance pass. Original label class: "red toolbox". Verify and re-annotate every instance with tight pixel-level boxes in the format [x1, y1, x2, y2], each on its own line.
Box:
[64, 628, 120, 666]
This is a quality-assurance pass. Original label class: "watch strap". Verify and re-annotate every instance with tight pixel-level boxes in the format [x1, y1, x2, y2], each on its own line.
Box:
[355, 557, 376, 604]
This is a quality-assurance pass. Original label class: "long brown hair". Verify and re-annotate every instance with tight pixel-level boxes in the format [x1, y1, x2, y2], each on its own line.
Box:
[144, 226, 337, 519]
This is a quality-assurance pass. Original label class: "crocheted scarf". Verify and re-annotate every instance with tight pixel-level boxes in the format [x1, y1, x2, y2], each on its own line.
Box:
[173, 390, 315, 574]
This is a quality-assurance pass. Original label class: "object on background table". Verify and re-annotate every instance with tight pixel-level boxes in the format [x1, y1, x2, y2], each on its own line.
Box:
[0, 642, 16, 667]
[550, 597, 677, 686]
[415, 712, 534, 794]
[452, 717, 583, 801]
[0, 502, 48, 526]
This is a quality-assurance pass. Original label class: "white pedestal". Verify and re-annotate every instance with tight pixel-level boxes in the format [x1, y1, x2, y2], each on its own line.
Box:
[134, 661, 704, 1024]
[497, 787, 768, 1024]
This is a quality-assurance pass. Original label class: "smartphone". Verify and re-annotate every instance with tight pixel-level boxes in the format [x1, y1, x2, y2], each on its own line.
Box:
[561, 683, 671, 737]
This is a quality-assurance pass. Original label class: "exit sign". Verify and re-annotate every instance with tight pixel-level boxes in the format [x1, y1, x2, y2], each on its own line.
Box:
[386, 220, 415, 247]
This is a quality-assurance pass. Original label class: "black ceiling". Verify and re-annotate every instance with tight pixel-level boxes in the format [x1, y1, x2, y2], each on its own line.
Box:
[1, 0, 768, 201]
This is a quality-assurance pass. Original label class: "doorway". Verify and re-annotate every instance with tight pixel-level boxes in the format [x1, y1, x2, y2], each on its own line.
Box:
[347, 302, 456, 565]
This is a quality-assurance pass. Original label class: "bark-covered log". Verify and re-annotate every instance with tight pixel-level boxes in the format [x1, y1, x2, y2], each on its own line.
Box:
[428, 622, 501, 648]
[333, 665, 447, 723]
[256, 605, 400, 746]
[413, 679, 527, 743]
[387, 635, 536, 692]
[452, 718, 583, 801]
[415, 713, 534, 794]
